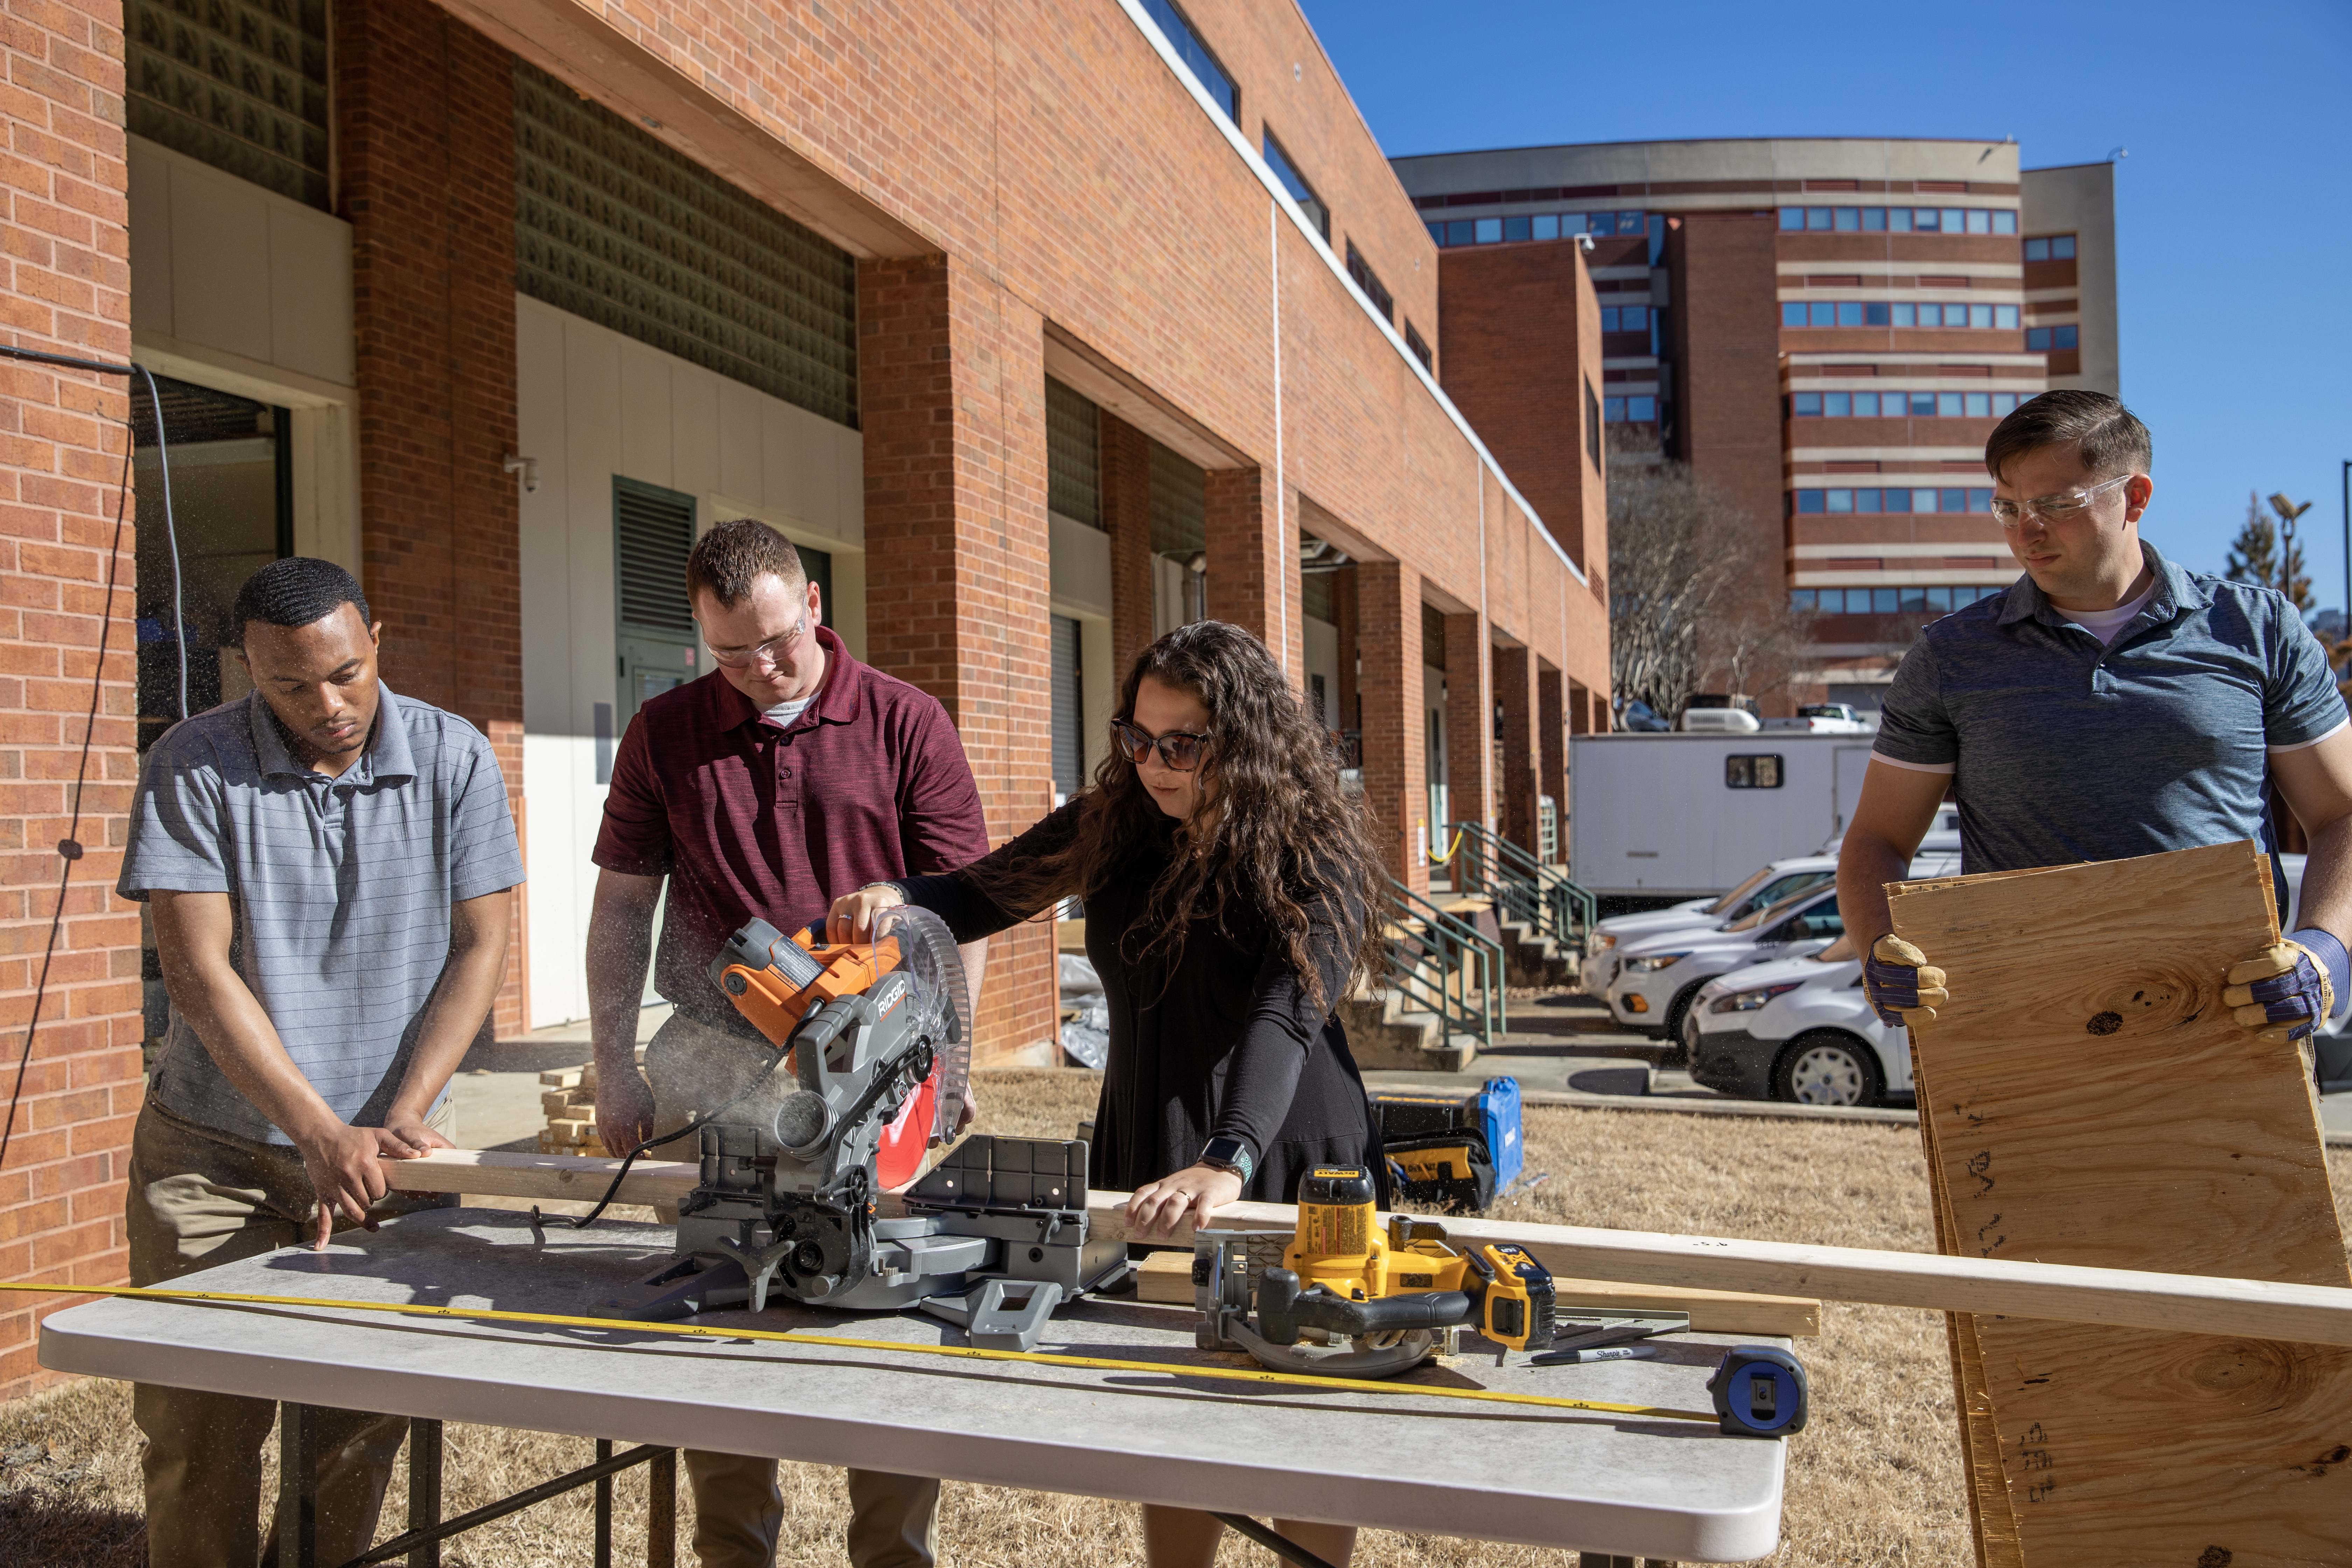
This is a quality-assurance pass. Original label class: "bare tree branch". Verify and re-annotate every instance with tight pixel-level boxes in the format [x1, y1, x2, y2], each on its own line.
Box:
[1606, 460, 1772, 721]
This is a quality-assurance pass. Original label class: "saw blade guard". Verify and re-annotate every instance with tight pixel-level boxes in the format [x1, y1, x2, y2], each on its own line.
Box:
[872, 903, 972, 1143]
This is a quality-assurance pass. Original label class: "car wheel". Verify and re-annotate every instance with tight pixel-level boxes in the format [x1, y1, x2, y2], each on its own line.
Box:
[1771, 1031, 1885, 1108]
[1662, 1003, 1702, 1069]
[1658, 982, 1707, 1056]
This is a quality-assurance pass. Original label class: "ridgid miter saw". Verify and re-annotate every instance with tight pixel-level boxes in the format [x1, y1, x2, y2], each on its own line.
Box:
[590, 905, 1125, 1350]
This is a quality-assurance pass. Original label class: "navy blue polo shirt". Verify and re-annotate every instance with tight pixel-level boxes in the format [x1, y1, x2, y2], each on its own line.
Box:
[1872, 543, 2348, 874]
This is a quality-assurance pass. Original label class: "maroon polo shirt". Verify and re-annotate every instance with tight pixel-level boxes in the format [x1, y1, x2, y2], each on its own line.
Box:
[593, 626, 990, 1026]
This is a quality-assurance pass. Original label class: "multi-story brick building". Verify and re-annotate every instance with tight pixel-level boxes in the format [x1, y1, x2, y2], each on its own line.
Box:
[1395, 138, 2119, 713]
[0, 0, 1612, 1394]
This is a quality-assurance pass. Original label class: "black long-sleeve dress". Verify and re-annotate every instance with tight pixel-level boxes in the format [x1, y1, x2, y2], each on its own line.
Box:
[898, 802, 1387, 1206]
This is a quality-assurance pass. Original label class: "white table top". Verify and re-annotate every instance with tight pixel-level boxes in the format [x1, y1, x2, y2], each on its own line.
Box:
[40, 1210, 1786, 1562]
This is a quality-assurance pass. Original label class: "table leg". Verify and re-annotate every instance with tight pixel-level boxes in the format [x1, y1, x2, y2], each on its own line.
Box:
[595, 1439, 612, 1568]
[407, 1418, 442, 1568]
[647, 1449, 676, 1568]
[1574, 1558, 1678, 1567]
[1208, 1513, 1339, 1568]
[279, 1402, 319, 1568]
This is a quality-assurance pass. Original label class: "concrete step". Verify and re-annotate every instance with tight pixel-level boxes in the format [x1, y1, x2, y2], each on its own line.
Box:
[1337, 986, 1478, 1073]
[1496, 917, 1576, 989]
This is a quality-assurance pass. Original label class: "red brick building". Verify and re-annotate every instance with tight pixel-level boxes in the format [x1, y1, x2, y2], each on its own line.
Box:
[0, 0, 1611, 1395]
[1396, 137, 2119, 714]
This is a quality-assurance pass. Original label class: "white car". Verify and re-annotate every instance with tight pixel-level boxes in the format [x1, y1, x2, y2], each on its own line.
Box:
[1605, 884, 1850, 1039]
[1604, 847, 1962, 1040]
[1687, 848, 2348, 1108]
[1688, 948, 1905, 1107]
[1578, 856, 1839, 995]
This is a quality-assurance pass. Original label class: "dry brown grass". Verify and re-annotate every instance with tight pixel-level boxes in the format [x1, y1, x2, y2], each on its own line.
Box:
[5, 1070, 2347, 1567]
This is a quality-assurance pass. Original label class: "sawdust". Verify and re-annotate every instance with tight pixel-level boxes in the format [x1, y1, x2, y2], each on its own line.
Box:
[4, 1072, 2347, 1567]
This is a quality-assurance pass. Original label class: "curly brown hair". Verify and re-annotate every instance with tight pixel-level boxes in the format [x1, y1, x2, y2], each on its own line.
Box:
[973, 620, 1386, 1012]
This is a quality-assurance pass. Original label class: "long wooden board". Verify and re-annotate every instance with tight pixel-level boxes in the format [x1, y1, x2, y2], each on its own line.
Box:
[1890, 840, 2352, 1564]
[382, 1148, 2352, 1345]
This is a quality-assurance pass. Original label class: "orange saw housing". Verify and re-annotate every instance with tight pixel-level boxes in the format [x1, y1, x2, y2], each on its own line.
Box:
[718, 931, 903, 1047]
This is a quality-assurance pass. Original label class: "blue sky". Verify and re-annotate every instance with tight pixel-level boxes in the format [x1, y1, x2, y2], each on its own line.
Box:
[1302, 0, 2352, 612]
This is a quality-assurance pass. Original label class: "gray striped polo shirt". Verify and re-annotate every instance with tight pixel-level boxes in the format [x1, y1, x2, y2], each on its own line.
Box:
[118, 685, 525, 1144]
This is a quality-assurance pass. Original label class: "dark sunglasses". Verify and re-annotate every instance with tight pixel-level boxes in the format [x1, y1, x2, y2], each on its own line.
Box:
[1110, 717, 1209, 773]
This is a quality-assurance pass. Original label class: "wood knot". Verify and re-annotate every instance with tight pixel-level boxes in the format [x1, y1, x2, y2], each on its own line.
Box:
[2085, 1011, 2123, 1036]
[2197, 1549, 2232, 1568]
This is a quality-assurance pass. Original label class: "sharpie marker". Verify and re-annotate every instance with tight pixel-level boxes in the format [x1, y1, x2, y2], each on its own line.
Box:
[1527, 1345, 1661, 1368]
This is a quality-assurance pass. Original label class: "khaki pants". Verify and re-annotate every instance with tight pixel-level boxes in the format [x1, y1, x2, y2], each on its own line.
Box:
[646, 1012, 942, 1568]
[126, 1098, 455, 1568]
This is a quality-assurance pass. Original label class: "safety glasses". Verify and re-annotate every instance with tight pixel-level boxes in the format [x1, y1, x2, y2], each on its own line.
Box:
[1989, 472, 2135, 528]
[1110, 717, 1209, 773]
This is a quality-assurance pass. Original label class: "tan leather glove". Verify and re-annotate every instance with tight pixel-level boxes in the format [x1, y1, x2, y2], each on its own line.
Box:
[1862, 934, 1949, 1029]
[2222, 940, 2337, 1045]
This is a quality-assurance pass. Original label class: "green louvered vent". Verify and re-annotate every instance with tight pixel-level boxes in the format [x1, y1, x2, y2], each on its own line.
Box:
[126, 0, 330, 208]
[1148, 440, 1206, 557]
[1045, 379, 1101, 527]
[615, 478, 697, 634]
[515, 61, 860, 427]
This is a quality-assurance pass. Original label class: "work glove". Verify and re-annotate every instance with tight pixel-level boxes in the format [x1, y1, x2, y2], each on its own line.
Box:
[1863, 934, 1948, 1029]
[2223, 928, 2348, 1045]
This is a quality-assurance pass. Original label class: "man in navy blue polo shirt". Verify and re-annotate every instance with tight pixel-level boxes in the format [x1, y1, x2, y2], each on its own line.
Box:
[1839, 391, 2352, 1043]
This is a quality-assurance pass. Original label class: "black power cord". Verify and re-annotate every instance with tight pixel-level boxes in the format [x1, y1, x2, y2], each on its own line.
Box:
[0, 344, 181, 1176]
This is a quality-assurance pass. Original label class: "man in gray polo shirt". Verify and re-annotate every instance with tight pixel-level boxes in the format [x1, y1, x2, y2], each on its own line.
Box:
[118, 556, 524, 1568]
[1839, 391, 2352, 1046]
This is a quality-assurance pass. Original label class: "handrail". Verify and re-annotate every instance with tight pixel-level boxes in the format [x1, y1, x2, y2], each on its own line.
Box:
[1384, 876, 1504, 1050]
[1443, 820, 1598, 952]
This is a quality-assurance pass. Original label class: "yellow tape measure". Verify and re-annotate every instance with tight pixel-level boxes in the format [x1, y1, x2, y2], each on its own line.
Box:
[0, 1279, 1716, 1424]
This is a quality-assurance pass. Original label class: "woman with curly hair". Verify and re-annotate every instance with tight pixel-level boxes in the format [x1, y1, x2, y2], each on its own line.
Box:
[827, 618, 1387, 1566]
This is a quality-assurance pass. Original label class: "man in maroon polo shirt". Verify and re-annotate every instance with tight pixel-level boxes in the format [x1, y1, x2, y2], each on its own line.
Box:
[588, 518, 989, 1568]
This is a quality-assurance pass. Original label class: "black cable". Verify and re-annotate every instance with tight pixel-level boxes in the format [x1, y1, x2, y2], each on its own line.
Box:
[540, 1041, 797, 1230]
[132, 364, 187, 719]
[0, 344, 143, 1174]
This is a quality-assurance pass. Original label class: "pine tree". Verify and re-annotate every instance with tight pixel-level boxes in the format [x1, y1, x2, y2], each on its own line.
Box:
[2224, 492, 2280, 592]
[2269, 493, 2316, 613]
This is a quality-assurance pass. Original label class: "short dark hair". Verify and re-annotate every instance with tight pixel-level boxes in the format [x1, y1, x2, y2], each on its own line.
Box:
[232, 557, 370, 645]
[686, 519, 805, 610]
[1984, 390, 2152, 484]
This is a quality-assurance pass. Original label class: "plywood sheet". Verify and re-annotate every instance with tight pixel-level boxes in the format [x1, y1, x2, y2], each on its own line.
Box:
[1890, 839, 2352, 1565]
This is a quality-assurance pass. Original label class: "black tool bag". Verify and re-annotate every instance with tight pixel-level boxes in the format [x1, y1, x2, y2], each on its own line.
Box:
[1367, 1082, 1517, 1213]
[1381, 1134, 1496, 1213]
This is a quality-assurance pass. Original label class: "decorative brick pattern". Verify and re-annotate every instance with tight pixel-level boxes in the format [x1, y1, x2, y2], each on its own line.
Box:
[1536, 665, 1566, 855]
[1494, 643, 1539, 854]
[1442, 611, 1487, 834]
[1353, 562, 1424, 890]
[856, 253, 1056, 1063]
[1204, 466, 1301, 677]
[0, 0, 142, 1401]
[336, 0, 528, 1035]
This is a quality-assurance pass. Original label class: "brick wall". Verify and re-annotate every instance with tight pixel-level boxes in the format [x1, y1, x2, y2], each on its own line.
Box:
[1354, 563, 1424, 890]
[1442, 612, 1486, 834]
[1101, 412, 1155, 685]
[0, 0, 142, 1401]
[1666, 214, 1787, 619]
[1205, 466, 1302, 677]
[857, 253, 1057, 1063]
[336, 0, 527, 1035]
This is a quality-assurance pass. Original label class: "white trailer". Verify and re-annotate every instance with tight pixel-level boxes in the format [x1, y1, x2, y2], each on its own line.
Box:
[1568, 733, 1879, 899]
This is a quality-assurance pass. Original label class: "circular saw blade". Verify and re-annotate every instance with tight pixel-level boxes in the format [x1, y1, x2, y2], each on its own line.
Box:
[873, 903, 972, 1141]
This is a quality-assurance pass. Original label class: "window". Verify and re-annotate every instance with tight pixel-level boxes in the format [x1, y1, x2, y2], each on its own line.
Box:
[1262, 132, 1327, 241]
[1794, 585, 2008, 615]
[2023, 234, 2077, 262]
[1726, 755, 1784, 789]
[1585, 377, 1601, 467]
[1780, 206, 2016, 235]
[1789, 390, 2023, 420]
[1428, 209, 1641, 247]
[1603, 396, 1658, 424]
[1786, 299, 2018, 331]
[1345, 241, 1393, 322]
[2026, 324, 2080, 352]
[1600, 305, 1649, 333]
[1405, 321, 1433, 372]
[1141, 0, 1236, 120]
[128, 0, 330, 207]
[1045, 378, 1101, 526]
[516, 62, 860, 427]
[1791, 488, 1995, 515]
